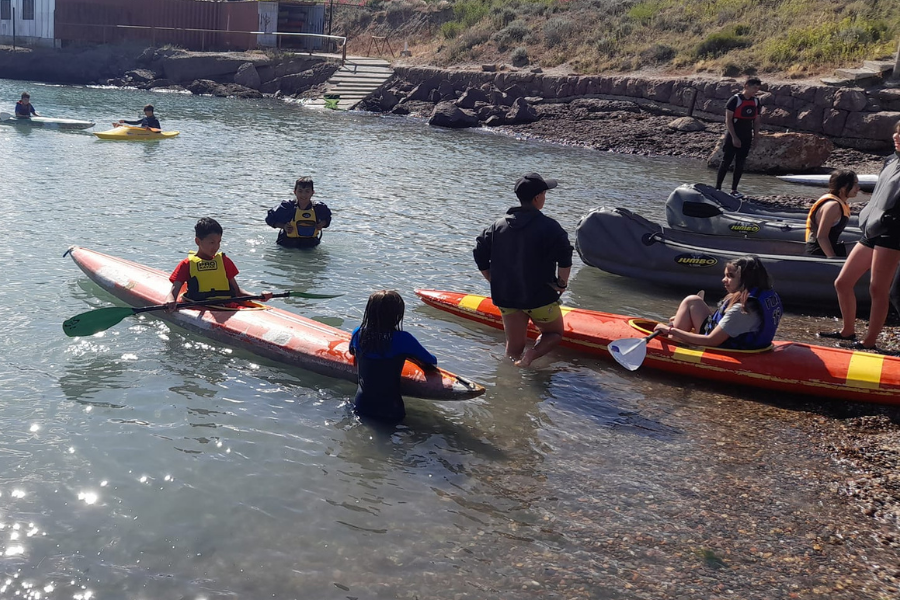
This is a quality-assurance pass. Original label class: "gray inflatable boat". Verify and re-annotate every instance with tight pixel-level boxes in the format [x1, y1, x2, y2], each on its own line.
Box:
[576, 206, 869, 308]
[665, 183, 861, 242]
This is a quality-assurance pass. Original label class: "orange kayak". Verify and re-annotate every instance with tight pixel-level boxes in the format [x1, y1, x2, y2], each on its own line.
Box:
[415, 289, 900, 406]
[65, 247, 484, 401]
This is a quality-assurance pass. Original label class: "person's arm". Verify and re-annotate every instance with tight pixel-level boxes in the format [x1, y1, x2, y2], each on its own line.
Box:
[753, 101, 761, 138]
[724, 108, 739, 146]
[814, 202, 841, 258]
[165, 280, 184, 312]
[551, 266, 571, 293]
[120, 118, 142, 125]
[316, 203, 332, 229]
[30, 105, 38, 116]
[473, 227, 493, 280]
[653, 322, 731, 347]
[228, 277, 272, 301]
[396, 331, 438, 371]
[265, 201, 295, 229]
[550, 228, 574, 292]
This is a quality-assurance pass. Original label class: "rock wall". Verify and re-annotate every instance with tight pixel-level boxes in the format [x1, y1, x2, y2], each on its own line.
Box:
[393, 66, 900, 151]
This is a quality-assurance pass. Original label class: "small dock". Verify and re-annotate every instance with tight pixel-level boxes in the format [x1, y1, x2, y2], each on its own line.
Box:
[320, 57, 393, 111]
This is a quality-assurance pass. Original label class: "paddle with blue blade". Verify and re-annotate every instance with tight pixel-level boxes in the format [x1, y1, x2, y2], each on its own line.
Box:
[609, 330, 662, 371]
[63, 290, 342, 337]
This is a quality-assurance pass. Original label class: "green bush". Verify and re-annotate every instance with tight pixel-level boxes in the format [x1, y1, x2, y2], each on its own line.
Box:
[441, 21, 463, 39]
[639, 43, 676, 64]
[493, 20, 531, 50]
[491, 6, 518, 29]
[544, 17, 576, 48]
[695, 31, 749, 58]
[511, 46, 529, 67]
[453, 0, 491, 27]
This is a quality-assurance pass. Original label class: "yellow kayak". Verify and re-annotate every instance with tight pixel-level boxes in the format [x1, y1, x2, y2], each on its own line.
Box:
[93, 125, 179, 140]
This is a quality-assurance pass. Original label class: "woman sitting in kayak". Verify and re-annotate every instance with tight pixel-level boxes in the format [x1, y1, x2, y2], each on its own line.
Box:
[349, 290, 438, 422]
[805, 169, 859, 258]
[653, 255, 783, 349]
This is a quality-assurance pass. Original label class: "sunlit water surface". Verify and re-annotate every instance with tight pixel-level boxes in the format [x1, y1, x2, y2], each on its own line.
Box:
[0, 79, 893, 599]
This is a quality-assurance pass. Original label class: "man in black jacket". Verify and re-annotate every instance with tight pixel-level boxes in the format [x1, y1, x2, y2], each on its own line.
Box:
[474, 173, 573, 366]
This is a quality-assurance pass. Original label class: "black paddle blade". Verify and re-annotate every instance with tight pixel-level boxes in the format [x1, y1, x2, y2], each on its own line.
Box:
[63, 307, 136, 337]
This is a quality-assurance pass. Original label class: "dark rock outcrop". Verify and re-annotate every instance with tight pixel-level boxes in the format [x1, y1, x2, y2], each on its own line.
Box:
[428, 102, 479, 128]
[708, 132, 833, 173]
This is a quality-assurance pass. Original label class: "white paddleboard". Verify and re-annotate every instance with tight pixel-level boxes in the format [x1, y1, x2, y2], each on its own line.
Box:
[0, 112, 95, 130]
[778, 173, 878, 192]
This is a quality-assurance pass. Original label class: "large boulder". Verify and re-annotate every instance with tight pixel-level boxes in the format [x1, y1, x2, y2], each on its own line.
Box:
[667, 117, 705, 132]
[234, 62, 261, 89]
[428, 101, 480, 128]
[707, 132, 833, 173]
[456, 87, 489, 109]
[505, 97, 539, 124]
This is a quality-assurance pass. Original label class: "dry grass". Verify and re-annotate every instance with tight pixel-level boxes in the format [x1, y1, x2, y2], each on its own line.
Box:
[334, 0, 899, 76]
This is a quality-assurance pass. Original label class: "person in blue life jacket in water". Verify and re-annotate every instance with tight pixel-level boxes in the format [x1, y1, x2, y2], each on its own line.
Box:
[348, 290, 438, 423]
[114, 104, 161, 129]
[265, 177, 333, 248]
[654, 255, 782, 350]
[15, 92, 38, 117]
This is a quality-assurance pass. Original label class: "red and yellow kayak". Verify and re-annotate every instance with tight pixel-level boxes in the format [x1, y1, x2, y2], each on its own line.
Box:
[415, 289, 900, 406]
[65, 247, 484, 401]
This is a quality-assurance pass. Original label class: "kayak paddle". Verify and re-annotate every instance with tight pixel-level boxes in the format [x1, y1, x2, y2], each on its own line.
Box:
[0, 112, 11, 121]
[63, 290, 343, 337]
[609, 330, 662, 371]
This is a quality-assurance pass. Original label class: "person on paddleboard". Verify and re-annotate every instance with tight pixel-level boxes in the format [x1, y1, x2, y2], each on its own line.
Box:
[115, 104, 160, 129]
[265, 177, 332, 248]
[805, 169, 859, 258]
[164, 217, 272, 311]
[474, 173, 573, 367]
[654, 255, 782, 350]
[349, 290, 438, 422]
[826, 119, 900, 353]
[15, 92, 38, 118]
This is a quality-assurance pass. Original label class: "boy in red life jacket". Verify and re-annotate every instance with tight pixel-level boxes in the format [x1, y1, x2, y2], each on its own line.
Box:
[715, 77, 762, 198]
[164, 217, 272, 311]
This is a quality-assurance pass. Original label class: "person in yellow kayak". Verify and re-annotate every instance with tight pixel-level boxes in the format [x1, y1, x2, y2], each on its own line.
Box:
[15, 92, 39, 117]
[805, 169, 859, 258]
[164, 217, 272, 311]
[654, 255, 782, 349]
[265, 177, 332, 248]
[114, 104, 160, 130]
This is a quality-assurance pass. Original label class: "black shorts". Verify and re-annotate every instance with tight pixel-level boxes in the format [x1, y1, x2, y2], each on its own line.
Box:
[860, 232, 900, 251]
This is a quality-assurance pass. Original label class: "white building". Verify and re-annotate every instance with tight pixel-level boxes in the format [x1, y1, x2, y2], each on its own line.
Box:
[0, 0, 55, 48]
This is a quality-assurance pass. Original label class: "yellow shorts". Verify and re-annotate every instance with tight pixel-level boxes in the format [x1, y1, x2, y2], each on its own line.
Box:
[498, 301, 562, 324]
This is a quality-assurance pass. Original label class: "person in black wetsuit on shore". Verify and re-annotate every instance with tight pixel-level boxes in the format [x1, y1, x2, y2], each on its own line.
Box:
[348, 290, 438, 423]
[715, 77, 762, 199]
[115, 104, 161, 129]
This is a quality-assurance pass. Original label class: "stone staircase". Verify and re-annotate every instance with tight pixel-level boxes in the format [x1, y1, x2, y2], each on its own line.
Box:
[318, 57, 393, 111]
[821, 60, 895, 87]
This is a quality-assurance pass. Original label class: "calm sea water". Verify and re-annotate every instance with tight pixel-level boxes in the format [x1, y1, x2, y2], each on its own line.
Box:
[0, 79, 895, 599]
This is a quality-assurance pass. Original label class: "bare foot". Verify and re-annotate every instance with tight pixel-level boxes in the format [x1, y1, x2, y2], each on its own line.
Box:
[514, 350, 536, 367]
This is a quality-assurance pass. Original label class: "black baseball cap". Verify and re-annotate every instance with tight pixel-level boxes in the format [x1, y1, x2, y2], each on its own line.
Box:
[514, 173, 558, 202]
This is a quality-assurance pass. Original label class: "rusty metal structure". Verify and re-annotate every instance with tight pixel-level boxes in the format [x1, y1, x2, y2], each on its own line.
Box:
[53, 0, 324, 51]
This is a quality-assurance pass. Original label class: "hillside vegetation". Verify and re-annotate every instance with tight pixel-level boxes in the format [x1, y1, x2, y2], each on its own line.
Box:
[335, 0, 900, 78]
